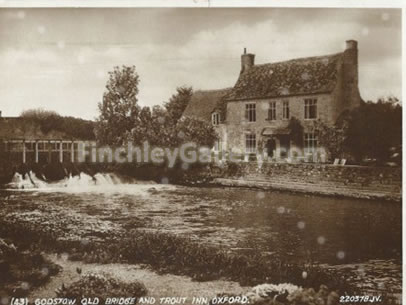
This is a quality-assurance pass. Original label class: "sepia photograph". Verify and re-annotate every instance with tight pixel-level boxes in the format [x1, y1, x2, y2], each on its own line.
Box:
[0, 4, 402, 305]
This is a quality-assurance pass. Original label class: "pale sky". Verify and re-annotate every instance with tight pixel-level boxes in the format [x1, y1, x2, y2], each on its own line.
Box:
[0, 8, 402, 120]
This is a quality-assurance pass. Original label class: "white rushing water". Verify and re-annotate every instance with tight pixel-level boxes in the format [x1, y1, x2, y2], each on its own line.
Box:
[8, 171, 48, 189]
[6, 171, 174, 194]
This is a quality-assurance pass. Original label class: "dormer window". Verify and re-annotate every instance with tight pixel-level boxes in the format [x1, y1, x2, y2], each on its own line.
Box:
[212, 112, 220, 125]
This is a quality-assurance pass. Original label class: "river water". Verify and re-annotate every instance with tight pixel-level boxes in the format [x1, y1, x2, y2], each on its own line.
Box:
[1, 173, 402, 298]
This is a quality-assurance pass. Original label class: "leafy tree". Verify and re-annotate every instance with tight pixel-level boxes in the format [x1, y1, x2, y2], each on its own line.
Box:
[344, 97, 401, 163]
[128, 106, 174, 146]
[288, 117, 304, 147]
[314, 112, 349, 160]
[126, 86, 217, 149]
[128, 105, 171, 146]
[95, 66, 141, 145]
[129, 106, 153, 144]
[176, 117, 217, 147]
[164, 86, 193, 123]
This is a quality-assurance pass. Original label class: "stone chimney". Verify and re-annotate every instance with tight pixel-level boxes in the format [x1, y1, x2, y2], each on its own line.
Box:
[345, 39, 358, 51]
[343, 39, 358, 84]
[241, 48, 255, 73]
[342, 39, 361, 112]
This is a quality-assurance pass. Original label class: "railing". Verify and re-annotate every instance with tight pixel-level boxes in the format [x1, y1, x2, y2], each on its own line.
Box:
[0, 139, 96, 163]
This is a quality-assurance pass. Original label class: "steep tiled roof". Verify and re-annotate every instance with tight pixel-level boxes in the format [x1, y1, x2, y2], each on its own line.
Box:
[225, 53, 342, 101]
[183, 88, 232, 121]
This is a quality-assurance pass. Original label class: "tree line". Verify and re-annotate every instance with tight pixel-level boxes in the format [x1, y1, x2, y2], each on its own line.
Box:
[20, 109, 95, 140]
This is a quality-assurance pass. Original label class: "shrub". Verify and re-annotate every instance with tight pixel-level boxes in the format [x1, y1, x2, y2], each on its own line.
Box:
[56, 273, 147, 303]
[211, 284, 340, 305]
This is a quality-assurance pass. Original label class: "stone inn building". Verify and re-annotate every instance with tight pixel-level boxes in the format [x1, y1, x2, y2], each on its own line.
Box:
[183, 40, 362, 161]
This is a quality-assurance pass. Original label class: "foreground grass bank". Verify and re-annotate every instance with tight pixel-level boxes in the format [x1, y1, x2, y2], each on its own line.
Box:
[0, 238, 60, 298]
[0, 213, 352, 293]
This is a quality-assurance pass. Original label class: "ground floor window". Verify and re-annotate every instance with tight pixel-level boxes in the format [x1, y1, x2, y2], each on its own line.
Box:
[213, 139, 222, 152]
[304, 132, 318, 153]
[245, 134, 256, 153]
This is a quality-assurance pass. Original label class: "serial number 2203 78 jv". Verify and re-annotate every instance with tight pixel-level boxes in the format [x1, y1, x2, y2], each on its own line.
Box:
[340, 295, 382, 303]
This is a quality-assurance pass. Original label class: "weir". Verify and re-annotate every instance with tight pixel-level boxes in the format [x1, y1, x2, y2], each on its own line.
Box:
[7, 171, 128, 189]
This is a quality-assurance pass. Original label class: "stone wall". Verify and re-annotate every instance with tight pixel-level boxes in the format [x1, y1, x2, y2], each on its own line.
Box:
[212, 162, 401, 201]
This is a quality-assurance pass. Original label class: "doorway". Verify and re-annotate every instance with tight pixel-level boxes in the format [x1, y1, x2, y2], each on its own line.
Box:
[266, 138, 276, 158]
[279, 135, 290, 158]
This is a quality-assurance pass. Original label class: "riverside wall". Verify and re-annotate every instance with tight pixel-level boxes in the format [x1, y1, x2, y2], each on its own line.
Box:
[209, 162, 401, 202]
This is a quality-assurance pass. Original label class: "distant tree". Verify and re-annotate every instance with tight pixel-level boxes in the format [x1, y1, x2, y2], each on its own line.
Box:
[344, 97, 402, 163]
[21, 108, 61, 134]
[164, 86, 193, 123]
[95, 66, 141, 145]
[60, 116, 95, 140]
[21, 108, 59, 119]
[20, 108, 95, 139]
